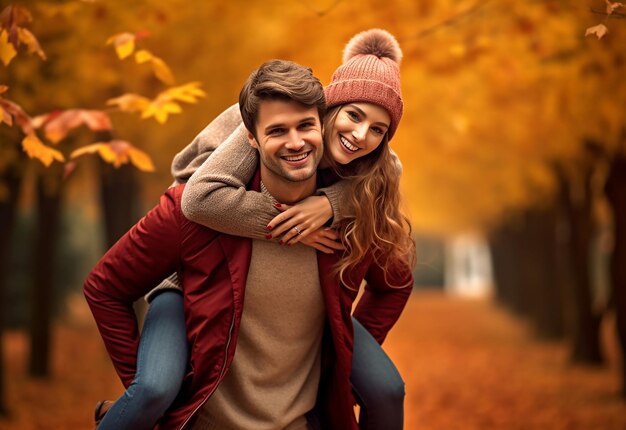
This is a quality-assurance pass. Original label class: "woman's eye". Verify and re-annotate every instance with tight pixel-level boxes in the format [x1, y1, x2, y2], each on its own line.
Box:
[372, 127, 384, 135]
[347, 111, 359, 121]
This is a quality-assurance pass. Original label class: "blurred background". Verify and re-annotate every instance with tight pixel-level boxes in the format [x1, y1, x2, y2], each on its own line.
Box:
[1, 0, 626, 428]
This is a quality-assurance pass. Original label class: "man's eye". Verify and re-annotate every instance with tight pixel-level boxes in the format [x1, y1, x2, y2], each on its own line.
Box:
[269, 128, 285, 135]
[299, 122, 315, 129]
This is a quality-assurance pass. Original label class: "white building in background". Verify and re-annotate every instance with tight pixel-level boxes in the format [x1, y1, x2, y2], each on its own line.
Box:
[444, 233, 493, 298]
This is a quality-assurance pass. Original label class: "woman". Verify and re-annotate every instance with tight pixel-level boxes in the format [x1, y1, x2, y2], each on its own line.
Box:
[95, 28, 414, 430]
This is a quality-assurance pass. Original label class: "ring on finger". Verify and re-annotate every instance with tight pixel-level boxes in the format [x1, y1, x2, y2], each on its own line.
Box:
[293, 226, 302, 235]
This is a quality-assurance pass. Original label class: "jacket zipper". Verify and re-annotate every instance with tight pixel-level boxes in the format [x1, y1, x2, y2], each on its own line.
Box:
[178, 312, 236, 429]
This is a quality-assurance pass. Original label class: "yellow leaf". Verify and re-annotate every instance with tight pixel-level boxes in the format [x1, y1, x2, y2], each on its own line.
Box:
[134, 50, 175, 84]
[141, 99, 182, 124]
[134, 49, 153, 64]
[99, 145, 125, 167]
[70, 143, 103, 159]
[0, 29, 17, 66]
[17, 28, 46, 60]
[151, 57, 175, 85]
[106, 93, 151, 113]
[22, 134, 65, 166]
[106, 33, 135, 59]
[585, 24, 608, 40]
[163, 82, 206, 103]
[128, 146, 155, 172]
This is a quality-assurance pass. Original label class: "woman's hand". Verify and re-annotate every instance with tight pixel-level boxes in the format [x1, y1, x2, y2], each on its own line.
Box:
[267, 195, 333, 245]
[299, 228, 344, 254]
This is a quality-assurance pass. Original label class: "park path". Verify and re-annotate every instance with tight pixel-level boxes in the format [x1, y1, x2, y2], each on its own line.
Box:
[1, 290, 625, 429]
[386, 291, 625, 430]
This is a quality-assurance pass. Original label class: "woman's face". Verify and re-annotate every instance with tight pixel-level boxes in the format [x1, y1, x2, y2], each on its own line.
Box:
[326, 102, 391, 165]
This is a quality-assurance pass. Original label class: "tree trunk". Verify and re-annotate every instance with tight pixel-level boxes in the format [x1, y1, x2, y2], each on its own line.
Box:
[524, 206, 565, 339]
[0, 166, 23, 415]
[489, 220, 524, 312]
[604, 154, 626, 397]
[97, 131, 140, 249]
[28, 168, 63, 377]
[558, 162, 603, 364]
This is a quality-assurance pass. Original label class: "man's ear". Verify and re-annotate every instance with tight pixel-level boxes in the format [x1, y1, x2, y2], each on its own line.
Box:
[246, 130, 258, 149]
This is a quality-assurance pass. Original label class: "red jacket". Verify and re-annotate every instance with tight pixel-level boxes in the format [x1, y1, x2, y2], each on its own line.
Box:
[84, 180, 412, 429]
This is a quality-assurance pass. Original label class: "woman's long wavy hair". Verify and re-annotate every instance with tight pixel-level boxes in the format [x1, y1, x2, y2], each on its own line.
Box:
[322, 106, 416, 289]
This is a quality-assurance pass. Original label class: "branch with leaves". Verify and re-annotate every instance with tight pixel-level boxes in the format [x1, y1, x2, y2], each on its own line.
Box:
[586, 0, 625, 39]
[0, 3, 205, 173]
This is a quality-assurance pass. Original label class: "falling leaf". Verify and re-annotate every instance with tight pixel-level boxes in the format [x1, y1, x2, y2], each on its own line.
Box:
[585, 24, 609, 40]
[106, 32, 135, 59]
[17, 27, 46, 60]
[106, 93, 151, 113]
[70, 139, 155, 171]
[0, 29, 17, 66]
[21, 133, 65, 166]
[34, 109, 113, 144]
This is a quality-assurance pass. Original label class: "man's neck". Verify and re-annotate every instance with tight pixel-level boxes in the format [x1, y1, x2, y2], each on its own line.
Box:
[260, 168, 317, 204]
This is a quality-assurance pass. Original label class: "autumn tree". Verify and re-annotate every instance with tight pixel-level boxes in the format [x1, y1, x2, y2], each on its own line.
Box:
[0, 3, 204, 415]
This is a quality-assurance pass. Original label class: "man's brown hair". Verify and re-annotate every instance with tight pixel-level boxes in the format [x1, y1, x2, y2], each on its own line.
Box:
[239, 60, 326, 138]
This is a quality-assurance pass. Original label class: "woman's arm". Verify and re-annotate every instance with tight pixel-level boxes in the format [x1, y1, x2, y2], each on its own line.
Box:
[171, 103, 243, 184]
[181, 124, 273, 239]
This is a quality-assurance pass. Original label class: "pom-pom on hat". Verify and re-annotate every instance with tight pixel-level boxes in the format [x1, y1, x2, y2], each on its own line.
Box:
[324, 29, 403, 139]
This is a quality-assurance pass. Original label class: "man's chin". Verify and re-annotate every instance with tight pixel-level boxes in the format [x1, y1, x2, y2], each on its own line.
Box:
[281, 168, 317, 183]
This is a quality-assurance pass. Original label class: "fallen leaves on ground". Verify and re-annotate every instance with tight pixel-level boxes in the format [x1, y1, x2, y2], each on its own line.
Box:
[0, 291, 624, 429]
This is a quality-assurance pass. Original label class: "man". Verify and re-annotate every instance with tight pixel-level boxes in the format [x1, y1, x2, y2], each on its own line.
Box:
[84, 59, 410, 429]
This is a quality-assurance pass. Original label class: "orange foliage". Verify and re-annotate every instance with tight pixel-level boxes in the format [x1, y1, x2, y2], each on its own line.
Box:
[70, 140, 155, 172]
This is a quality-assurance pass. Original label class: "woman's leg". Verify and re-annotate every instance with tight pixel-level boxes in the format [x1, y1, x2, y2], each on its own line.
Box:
[98, 291, 189, 430]
[350, 317, 405, 430]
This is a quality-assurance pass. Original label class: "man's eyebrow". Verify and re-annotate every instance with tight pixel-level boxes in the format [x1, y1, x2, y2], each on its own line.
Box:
[263, 116, 318, 133]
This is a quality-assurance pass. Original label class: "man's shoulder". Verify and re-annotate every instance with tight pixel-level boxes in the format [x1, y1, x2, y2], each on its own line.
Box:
[162, 184, 217, 235]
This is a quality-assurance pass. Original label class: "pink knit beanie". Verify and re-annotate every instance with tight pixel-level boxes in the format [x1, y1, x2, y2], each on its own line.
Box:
[324, 29, 403, 139]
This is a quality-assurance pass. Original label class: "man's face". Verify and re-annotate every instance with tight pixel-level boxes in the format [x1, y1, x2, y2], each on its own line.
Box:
[248, 99, 323, 184]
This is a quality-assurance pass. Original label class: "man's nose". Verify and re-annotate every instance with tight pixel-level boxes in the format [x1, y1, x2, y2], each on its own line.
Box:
[285, 129, 305, 150]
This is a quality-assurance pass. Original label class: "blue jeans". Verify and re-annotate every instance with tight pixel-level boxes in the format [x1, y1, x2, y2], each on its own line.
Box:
[351, 318, 405, 430]
[97, 291, 189, 430]
[99, 291, 404, 430]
